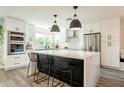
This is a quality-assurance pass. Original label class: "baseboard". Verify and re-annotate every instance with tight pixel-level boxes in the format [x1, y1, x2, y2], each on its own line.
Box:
[101, 63, 124, 71]
[4, 64, 28, 71]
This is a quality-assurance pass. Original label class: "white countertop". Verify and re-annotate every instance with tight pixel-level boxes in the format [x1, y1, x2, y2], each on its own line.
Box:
[31, 49, 99, 60]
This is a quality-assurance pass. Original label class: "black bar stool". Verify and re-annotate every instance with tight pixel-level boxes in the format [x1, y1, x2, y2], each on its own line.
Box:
[52, 56, 76, 87]
[36, 54, 53, 87]
[27, 53, 38, 82]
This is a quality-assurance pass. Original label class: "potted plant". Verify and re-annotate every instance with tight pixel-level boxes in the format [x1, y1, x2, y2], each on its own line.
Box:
[0, 25, 4, 62]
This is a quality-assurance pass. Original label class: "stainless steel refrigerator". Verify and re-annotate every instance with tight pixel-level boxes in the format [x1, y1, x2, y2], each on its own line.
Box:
[84, 33, 101, 52]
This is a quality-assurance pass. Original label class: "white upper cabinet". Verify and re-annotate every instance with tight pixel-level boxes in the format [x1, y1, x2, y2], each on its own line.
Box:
[101, 18, 120, 41]
[4, 17, 16, 31]
[84, 22, 100, 34]
[101, 20, 110, 40]
[4, 17, 26, 32]
[109, 18, 120, 41]
[15, 19, 26, 32]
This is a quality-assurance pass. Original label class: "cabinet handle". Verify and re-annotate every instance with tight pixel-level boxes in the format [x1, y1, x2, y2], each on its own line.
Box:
[14, 56, 20, 59]
[16, 27, 19, 31]
[108, 42, 109, 46]
[107, 35, 109, 40]
[14, 63, 20, 65]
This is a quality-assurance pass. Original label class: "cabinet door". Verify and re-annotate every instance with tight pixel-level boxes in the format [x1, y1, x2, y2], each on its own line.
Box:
[101, 40, 110, 66]
[109, 18, 120, 41]
[16, 20, 26, 32]
[110, 41, 120, 67]
[5, 17, 16, 31]
[101, 20, 110, 41]
[18, 20, 26, 32]
[6, 54, 27, 68]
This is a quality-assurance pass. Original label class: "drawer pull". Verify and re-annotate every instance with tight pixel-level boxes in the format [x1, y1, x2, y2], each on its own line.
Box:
[14, 63, 20, 65]
[14, 57, 20, 59]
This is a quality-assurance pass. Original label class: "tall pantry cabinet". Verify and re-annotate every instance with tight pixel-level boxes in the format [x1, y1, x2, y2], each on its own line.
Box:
[101, 18, 120, 67]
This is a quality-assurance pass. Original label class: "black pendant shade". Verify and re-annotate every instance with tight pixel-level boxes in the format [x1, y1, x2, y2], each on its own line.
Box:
[50, 24, 60, 32]
[69, 6, 82, 31]
[70, 19, 82, 31]
[50, 15, 60, 32]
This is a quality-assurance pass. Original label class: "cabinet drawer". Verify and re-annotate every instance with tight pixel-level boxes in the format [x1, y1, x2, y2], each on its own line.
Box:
[6, 54, 26, 67]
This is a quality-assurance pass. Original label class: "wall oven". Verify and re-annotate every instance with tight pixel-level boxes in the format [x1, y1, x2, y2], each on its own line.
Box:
[8, 31, 26, 55]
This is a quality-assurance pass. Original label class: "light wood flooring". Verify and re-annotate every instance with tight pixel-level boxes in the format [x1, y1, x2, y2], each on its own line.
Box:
[0, 67, 124, 87]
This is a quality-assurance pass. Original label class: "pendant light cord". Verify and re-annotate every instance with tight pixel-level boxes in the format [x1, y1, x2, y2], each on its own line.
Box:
[54, 14, 57, 24]
[73, 6, 77, 18]
[75, 8, 76, 15]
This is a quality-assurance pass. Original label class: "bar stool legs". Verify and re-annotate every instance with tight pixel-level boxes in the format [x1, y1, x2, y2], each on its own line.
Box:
[52, 67, 73, 87]
[27, 61, 38, 82]
[35, 65, 51, 87]
[52, 68, 65, 87]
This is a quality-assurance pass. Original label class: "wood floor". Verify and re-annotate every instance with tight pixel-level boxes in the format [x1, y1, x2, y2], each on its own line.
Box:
[0, 67, 124, 87]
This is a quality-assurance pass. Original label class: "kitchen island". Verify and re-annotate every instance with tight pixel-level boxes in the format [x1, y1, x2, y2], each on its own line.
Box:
[32, 49, 100, 87]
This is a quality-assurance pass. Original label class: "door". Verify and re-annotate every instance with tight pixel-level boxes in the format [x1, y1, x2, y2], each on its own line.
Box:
[5, 17, 16, 31]
[109, 18, 120, 41]
[101, 20, 110, 41]
[16, 20, 25, 32]
[101, 40, 110, 66]
[110, 41, 120, 67]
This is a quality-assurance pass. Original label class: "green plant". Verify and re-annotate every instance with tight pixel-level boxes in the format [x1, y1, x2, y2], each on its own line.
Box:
[0, 25, 4, 45]
[0, 25, 4, 61]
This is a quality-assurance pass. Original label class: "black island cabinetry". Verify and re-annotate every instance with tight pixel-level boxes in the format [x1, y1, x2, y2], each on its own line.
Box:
[37, 54, 84, 87]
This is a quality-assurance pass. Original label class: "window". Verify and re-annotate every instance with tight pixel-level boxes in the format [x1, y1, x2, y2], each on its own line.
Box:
[35, 32, 55, 49]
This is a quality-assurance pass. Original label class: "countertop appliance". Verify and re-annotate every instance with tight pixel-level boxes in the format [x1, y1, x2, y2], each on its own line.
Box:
[84, 33, 101, 52]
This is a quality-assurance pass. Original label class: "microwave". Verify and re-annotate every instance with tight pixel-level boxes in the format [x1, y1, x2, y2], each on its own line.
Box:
[8, 43, 26, 55]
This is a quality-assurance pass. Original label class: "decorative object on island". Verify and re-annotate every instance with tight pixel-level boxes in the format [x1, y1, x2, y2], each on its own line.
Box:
[55, 40, 59, 48]
[50, 14, 60, 32]
[69, 6, 82, 31]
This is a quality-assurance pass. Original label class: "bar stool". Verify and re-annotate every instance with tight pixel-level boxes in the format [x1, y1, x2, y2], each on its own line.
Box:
[36, 54, 53, 87]
[27, 52, 38, 82]
[52, 56, 75, 87]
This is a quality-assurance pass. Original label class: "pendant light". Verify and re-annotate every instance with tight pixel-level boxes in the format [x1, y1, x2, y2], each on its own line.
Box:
[50, 14, 60, 32]
[69, 6, 82, 31]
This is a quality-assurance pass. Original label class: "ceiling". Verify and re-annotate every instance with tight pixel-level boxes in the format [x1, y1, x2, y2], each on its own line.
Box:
[0, 6, 124, 29]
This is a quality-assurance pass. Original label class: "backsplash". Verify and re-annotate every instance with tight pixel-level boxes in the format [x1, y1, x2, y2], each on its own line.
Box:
[68, 31, 84, 50]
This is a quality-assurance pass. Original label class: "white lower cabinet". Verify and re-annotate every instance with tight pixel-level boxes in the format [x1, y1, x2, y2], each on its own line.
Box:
[101, 40, 120, 67]
[110, 41, 120, 67]
[5, 54, 28, 70]
[101, 41, 110, 66]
